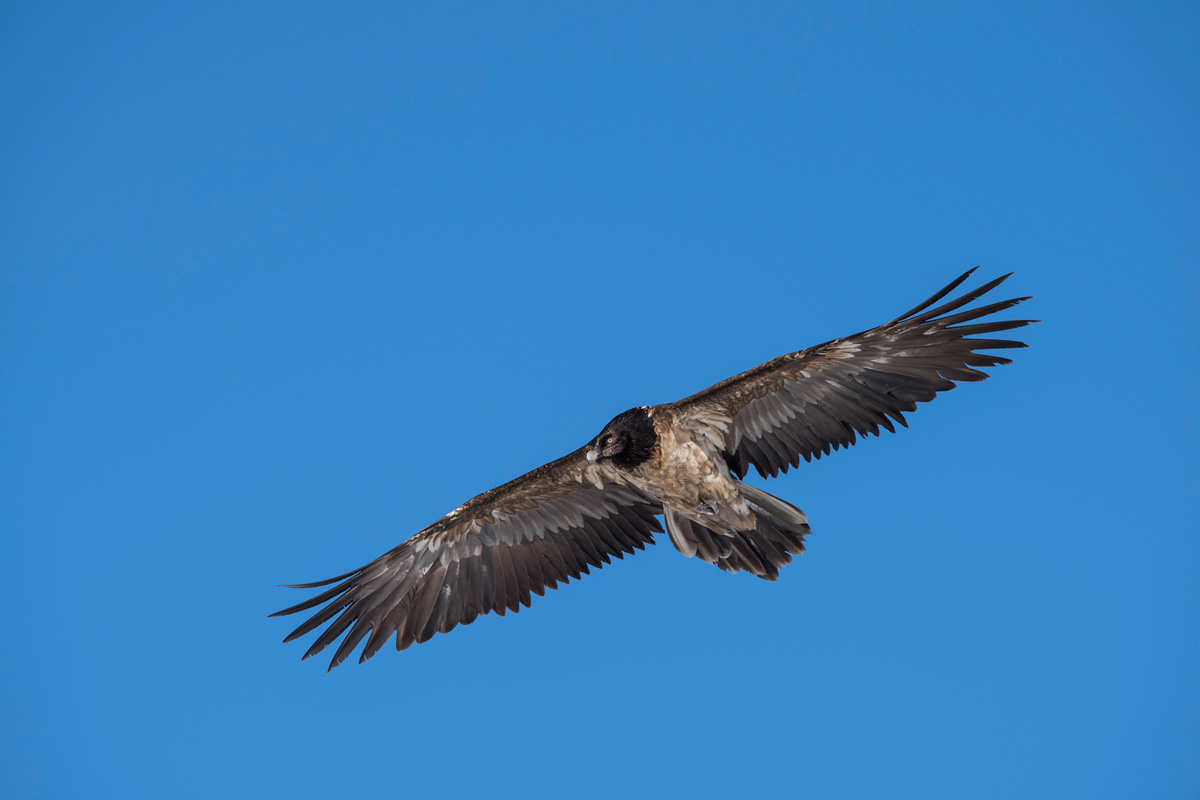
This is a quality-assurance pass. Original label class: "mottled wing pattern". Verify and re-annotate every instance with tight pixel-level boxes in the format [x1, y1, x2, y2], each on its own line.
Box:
[676, 270, 1035, 479]
[272, 449, 663, 671]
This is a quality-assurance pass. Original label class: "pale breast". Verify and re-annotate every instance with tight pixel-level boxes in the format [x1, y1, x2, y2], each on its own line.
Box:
[626, 413, 752, 532]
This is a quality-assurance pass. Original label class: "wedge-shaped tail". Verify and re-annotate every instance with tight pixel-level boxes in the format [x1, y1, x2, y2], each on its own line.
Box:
[664, 482, 810, 581]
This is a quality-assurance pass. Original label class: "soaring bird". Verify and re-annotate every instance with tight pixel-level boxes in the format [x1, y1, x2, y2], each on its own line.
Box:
[273, 269, 1033, 670]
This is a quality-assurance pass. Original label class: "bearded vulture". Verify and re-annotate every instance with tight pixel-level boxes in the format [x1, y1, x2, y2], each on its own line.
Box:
[273, 269, 1034, 670]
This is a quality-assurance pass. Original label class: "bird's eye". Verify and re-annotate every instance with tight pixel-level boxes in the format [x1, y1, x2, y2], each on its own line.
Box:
[604, 435, 615, 446]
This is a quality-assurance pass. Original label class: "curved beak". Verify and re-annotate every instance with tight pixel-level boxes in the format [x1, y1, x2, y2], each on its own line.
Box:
[585, 448, 600, 464]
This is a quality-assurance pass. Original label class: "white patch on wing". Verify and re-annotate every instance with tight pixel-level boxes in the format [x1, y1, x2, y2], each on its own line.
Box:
[584, 464, 605, 490]
[826, 340, 862, 358]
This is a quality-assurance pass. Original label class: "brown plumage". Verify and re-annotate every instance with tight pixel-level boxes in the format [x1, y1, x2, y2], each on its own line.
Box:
[273, 269, 1034, 670]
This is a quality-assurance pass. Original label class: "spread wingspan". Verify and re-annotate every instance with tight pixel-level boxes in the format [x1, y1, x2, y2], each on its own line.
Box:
[275, 269, 1034, 668]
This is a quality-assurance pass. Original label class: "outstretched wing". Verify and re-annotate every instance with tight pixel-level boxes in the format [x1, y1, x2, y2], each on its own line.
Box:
[272, 450, 663, 670]
[674, 269, 1035, 479]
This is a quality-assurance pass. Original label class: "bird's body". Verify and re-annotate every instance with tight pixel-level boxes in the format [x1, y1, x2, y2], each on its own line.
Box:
[608, 406, 749, 533]
[274, 269, 1034, 670]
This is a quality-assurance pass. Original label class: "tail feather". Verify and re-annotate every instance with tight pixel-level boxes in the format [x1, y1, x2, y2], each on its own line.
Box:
[664, 508, 734, 562]
[664, 484, 810, 581]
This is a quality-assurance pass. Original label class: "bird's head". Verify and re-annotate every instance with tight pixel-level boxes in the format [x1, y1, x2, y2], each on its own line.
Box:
[585, 407, 658, 469]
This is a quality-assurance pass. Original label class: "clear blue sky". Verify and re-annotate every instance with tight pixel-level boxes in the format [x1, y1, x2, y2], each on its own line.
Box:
[2, 2, 1197, 798]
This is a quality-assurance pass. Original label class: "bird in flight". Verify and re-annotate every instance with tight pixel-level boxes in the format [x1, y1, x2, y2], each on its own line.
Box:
[274, 269, 1033, 670]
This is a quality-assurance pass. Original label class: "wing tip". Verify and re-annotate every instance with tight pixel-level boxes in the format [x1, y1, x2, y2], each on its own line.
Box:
[889, 267, 985, 324]
[276, 567, 363, 591]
